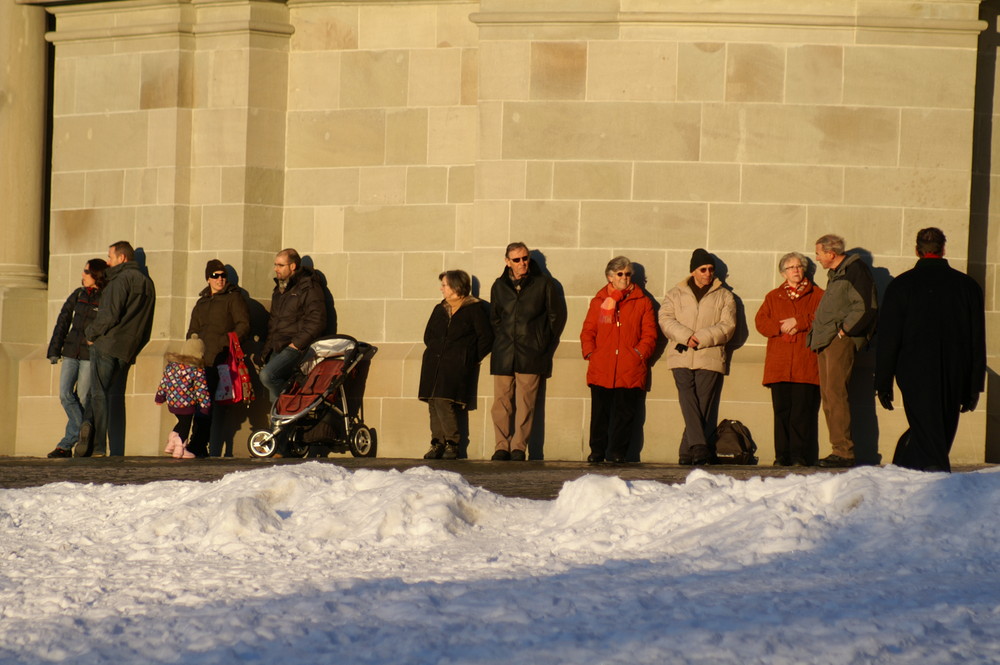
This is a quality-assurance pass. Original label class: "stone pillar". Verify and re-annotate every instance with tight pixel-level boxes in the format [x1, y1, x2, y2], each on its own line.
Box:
[12, 0, 292, 455]
[1, 1, 49, 455]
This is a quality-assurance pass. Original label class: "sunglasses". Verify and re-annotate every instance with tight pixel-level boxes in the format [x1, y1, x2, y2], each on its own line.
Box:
[210, 272, 227, 279]
[615, 271, 633, 277]
[508, 256, 528, 263]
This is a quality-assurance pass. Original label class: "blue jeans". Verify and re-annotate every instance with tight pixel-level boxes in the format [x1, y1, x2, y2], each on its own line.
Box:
[90, 348, 130, 456]
[259, 345, 305, 403]
[57, 358, 91, 449]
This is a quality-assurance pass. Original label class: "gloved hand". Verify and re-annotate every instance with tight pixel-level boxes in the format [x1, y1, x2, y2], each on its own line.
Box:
[877, 389, 893, 411]
[48, 356, 59, 364]
[961, 394, 979, 413]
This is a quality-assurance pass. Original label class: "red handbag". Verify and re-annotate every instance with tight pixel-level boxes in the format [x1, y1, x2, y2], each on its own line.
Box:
[215, 332, 254, 405]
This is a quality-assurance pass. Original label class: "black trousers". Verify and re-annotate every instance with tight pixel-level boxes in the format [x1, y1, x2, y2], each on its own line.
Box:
[893, 380, 961, 472]
[589, 386, 643, 461]
[769, 382, 820, 465]
[672, 368, 722, 462]
[187, 367, 219, 458]
[428, 398, 462, 445]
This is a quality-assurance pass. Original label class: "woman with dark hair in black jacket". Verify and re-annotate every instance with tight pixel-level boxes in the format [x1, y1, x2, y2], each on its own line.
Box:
[47, 259, 108, 458]
[184, 259, 250, 457]
[418, 270, 493, 460]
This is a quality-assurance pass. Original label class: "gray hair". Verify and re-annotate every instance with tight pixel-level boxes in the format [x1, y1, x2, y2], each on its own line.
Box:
[779, 251, 808, 273]
[815, 234, 845, 255]
[605, 255, 631, 275]
[505, 242, 529, 259]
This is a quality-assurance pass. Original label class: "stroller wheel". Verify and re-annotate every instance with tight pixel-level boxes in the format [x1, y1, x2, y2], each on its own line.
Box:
[248, 430, 277, 458]
[349, 425, 377, 458]
[286, 439, 310, 458]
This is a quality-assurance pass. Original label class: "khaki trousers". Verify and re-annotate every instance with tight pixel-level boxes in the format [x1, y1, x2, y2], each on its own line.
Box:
[491, 373, 541, 452]
[817, 336, 856, 458]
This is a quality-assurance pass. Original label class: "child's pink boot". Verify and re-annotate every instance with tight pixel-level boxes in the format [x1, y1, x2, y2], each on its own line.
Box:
[165, 431, 182, 456]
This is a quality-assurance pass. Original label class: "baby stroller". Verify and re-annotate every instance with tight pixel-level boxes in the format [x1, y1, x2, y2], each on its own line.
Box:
[248, 335, 378, 458]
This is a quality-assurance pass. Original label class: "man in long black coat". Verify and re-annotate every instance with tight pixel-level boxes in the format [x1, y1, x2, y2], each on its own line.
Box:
[875, 227, 986, 471]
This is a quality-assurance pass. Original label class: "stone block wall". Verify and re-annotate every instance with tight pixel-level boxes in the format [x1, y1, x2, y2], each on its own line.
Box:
[12, 0, 993, 462]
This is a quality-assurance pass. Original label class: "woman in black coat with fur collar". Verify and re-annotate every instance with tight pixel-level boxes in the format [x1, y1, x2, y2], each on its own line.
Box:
[418, 270, 493, 460]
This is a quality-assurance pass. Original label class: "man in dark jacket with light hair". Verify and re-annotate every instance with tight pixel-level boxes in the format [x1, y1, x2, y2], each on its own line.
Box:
[489, 242, 565, 461]
[259, 248, 327, 403]
[82, 241, 156, 457]
[875, 227, 985, 471]
[807, 234, 878, 468]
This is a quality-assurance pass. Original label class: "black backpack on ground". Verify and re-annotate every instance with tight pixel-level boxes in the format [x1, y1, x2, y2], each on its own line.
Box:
[713, 419, 758, 465]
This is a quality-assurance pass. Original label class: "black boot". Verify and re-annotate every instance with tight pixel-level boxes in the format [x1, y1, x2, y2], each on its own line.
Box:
[423, 440, 446, 459]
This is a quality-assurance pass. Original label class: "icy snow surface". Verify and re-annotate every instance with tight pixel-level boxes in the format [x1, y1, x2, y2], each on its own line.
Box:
[2, 463, 1000, 664]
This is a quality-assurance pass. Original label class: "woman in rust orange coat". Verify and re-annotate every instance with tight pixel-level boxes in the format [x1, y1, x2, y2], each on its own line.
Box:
[754, 251, 824, 466]
[580, 256, 658, 463]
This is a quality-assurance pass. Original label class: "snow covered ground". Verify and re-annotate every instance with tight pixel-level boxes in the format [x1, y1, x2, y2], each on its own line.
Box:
[2, 463, 999, 664]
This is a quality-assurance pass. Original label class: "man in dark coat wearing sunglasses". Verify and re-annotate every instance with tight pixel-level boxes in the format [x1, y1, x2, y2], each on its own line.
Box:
[489, 242, 565, 461]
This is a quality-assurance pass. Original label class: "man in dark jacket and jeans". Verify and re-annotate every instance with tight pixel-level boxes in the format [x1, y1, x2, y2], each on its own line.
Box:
[82, 241, 156, 457]
[489, 242, 565, 461]
[875, 227, 985, 471]
[259, 248, 327, 403]
[807, 234, 877, 468]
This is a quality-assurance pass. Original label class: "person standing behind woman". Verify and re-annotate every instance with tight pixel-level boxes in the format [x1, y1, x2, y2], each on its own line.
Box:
[754, 252, 824, 466]
[580, 256, 658, 463]
[46, 259, 108, 458]
[419, 270, 494, 460]
[185, 259, 250, 457]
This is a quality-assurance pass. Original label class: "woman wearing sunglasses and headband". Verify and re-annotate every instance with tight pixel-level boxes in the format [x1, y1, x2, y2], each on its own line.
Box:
[580, 256, 658, 463]
[182, 259, 250, 457]
[659, 248, 736, 466]
[46, 259, 108, 458]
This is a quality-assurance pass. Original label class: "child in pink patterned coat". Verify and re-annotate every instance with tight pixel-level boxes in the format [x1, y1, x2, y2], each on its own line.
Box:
[155, 335, 212, 459]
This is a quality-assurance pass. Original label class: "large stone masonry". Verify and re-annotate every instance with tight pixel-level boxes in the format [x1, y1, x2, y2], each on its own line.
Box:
[8, 0, 996, 462]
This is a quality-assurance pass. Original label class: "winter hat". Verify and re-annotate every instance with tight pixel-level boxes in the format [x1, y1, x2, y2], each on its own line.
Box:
[689, 248, 714, 272]
[205, 259, 226, 280]
[180, 334, 205, 359]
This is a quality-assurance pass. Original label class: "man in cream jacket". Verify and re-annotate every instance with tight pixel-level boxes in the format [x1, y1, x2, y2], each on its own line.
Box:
[659, 249, 736, 465]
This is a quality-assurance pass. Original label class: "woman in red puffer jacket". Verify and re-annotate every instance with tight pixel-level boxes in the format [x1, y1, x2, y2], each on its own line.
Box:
[580, 256, 659, 464]
[754, 251, 824, 467]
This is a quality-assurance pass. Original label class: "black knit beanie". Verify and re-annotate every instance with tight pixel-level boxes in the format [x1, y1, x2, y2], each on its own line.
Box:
[205, 259, 226, 280]
[689, 248, 713, 273]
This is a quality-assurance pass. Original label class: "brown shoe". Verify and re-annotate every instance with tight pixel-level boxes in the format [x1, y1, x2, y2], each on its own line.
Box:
[818, 454, 855, 468]
[423, 442, 445, 460]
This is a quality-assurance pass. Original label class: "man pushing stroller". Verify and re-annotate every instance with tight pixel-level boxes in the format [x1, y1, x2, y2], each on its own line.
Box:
[255, 248, 328, 455]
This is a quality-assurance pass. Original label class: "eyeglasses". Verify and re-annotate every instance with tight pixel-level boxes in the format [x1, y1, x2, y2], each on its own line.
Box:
[508, 256, 528, 263]
[210, 272, 227, 279]
[615, 271, 632, 277]
[696, 267, 715, 273]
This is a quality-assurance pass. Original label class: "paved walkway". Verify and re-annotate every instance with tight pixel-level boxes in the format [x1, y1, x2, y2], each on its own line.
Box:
[0, 456, 991, 500]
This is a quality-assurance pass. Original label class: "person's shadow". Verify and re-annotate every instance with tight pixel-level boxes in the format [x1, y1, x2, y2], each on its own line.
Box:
[849, 247, 893, 465]
[301, 256, 338, 337]
[134, 248, 152, 277]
